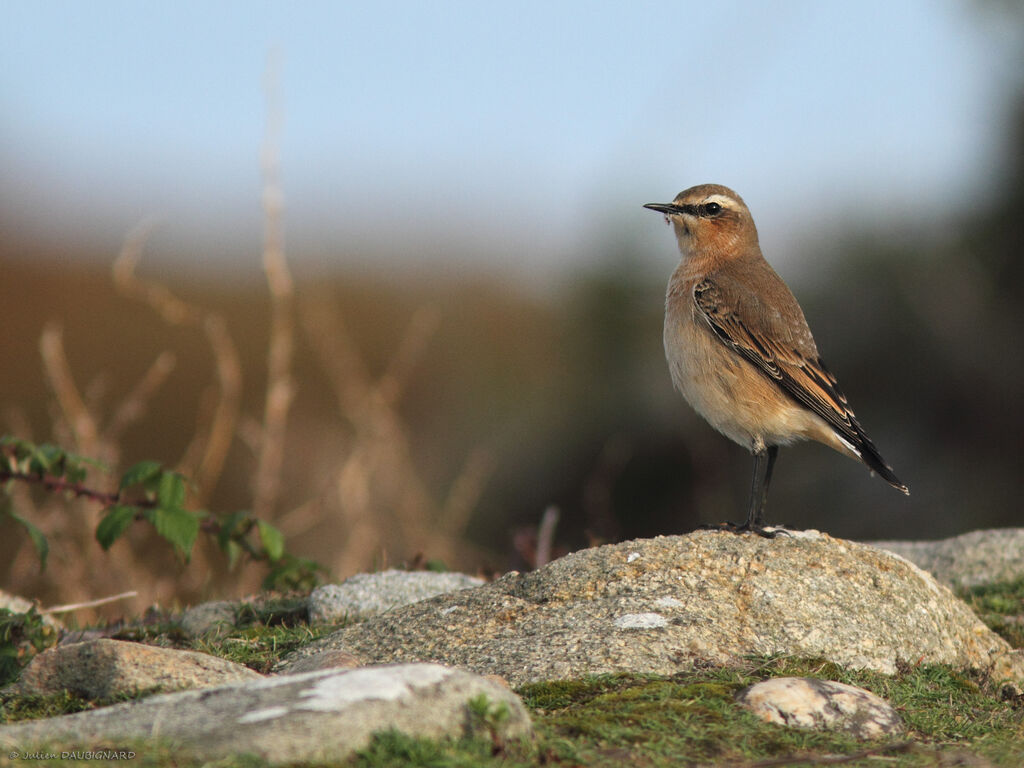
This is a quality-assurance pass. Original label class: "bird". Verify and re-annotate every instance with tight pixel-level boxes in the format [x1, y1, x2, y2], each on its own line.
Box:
[643, 184, 908, 536]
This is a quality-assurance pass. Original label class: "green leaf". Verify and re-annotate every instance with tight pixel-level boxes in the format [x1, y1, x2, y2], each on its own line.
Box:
[64, 464, 88, 484]
[216, 510, 251, 550]
[151, 506, 200, 560]
[8, 512, 49, 570]
[28, 444, 64, 475]
[96, 505, 138, 550]
[261, 554, 325, 591]
[1, 436, 33, 462]
[77, 455, 108, 470]
[256, 520, 285, 562]
[156, 472, 186, 509]
[118, 461, 163, 491]
[224, 539, 242, 570]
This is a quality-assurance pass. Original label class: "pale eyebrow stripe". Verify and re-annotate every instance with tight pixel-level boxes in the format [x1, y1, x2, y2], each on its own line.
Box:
[703, 194, 734, 207]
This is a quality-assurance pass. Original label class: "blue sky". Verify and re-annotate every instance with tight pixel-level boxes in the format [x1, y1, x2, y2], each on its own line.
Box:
[1, 1, 1019, 278]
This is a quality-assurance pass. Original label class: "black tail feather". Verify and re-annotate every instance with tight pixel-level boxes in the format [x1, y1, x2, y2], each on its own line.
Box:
[852, 425, 909, 495]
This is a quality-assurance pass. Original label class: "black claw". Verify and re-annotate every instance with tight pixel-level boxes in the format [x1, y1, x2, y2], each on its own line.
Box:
[697, 521, 790, 539]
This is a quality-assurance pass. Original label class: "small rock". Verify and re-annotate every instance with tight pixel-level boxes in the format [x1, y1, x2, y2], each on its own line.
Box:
[0, 663, 532, 765]
[279, 648, 366, 675]
[0, 589, 64, 631]
[308, 570, 485, 623]
[59, 629, 111, 645]
[737, 677, 903, 740]
[868, 528, 1024, 588]
[6, 638, 261, 698]
[180, 600, 237, 637]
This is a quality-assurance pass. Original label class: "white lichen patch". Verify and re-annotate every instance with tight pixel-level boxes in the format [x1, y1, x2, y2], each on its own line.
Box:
[654, 596, 684, 609]
[237, 706, 289, 724]
[782, 529, 824, 540]
[297, 664, 452, 711]
[614, 613, 668, 629]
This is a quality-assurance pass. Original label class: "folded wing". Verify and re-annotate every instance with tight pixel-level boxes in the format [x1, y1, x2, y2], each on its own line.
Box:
[693, 277, 908, 494]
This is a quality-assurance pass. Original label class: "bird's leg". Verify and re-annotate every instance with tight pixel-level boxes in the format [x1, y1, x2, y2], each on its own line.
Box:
[698, 444, 782, 538]
[743, 444, 778, 533]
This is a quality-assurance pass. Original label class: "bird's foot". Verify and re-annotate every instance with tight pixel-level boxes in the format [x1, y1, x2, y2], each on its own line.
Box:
[698, 521, 790, 539]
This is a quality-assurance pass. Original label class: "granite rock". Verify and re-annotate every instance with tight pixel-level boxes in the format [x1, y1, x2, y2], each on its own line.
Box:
[180, 600, 238, 637]
[5, 638, 261, 698]
[277, 531, 1024, 687]
[0, 663, 531, 764]
[869, 528, 1024, 588]
[308, 570, 486, 624]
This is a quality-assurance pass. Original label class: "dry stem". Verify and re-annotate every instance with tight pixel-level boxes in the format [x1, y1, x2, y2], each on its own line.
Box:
[112, 221, 242, 505]
[252, 52, 295, 522]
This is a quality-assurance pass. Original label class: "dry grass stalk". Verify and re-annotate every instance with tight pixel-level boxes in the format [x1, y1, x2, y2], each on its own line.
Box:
[42, 590, 138, 615]
[39, 323, 100, 458]
[113, 221, 242, 506]
[300, 294, 493, 575]
[17, 321, 183, 616]
[4, 57, 496, 612]
[252, 54, 295, 523]
[534, 505, 560, 569]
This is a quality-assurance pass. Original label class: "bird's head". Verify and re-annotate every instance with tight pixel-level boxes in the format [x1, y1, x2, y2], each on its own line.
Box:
[644, 184, 758, 259]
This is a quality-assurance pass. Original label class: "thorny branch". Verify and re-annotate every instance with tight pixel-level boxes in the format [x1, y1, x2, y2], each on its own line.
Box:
[0, 467, 125, 508]
[0, 459, 270, 561]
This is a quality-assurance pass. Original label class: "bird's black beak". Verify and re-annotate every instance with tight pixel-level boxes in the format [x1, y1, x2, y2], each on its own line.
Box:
[643, 202, 686, 215]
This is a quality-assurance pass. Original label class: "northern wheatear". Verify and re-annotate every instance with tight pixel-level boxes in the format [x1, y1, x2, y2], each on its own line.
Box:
[644, 184, 908, 536]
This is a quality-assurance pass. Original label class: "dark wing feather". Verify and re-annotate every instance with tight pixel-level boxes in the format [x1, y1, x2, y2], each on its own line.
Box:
[693, 277, 908, 493]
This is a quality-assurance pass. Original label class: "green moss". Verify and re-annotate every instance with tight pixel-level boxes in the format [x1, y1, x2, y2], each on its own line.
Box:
[0, 608, 59, 687]
[0, 690, 96, 724]
[192, 622, 326, 674]
[233, 593, 311, 628]
[517, 674, 627, 710]
[353, 730, 507, 768]
[511, 658, 1024, 768]
[959, 578, 1024, 648]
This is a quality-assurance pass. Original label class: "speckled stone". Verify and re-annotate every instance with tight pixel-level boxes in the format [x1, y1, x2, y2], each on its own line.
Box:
[0, 663, 530, 764]
[0, 589, 63, 630]
[5, 638, 261, 698]
[868, 528, 1024, 588]
[180, 600, 237, 637]
[276, 530, 1024, 687]
[308, 570, 486, 623]
[737, 677, 903, 739]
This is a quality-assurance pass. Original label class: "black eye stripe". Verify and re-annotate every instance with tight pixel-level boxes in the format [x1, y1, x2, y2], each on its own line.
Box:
[674, 202, 727, 217]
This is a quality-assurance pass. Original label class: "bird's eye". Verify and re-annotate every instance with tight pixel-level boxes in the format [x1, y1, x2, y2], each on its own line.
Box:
[704, 202, 722, 216]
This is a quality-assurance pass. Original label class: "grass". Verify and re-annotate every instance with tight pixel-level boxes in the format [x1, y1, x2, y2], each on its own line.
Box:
[959, 578, 1024, 649]
[112, 592, 329, 675]
[508, 660, 1024, 768]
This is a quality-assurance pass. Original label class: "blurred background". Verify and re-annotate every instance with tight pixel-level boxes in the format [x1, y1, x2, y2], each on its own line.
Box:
[2, 1, 1022, 614]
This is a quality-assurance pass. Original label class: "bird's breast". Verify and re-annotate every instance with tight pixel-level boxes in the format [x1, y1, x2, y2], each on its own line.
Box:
[663, 286, 825, 451]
